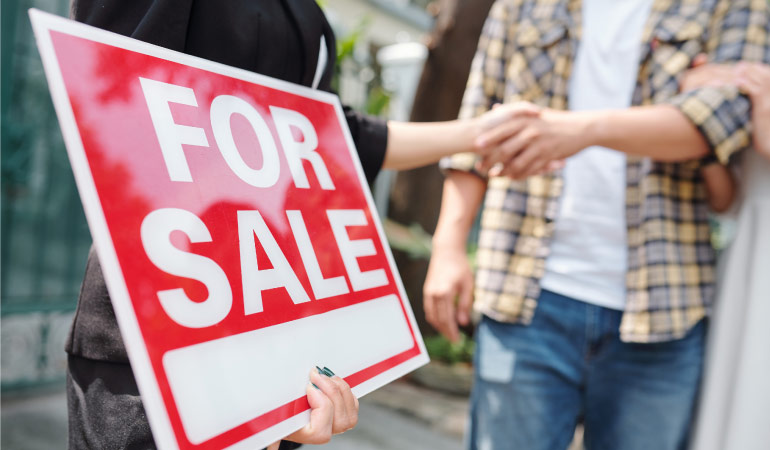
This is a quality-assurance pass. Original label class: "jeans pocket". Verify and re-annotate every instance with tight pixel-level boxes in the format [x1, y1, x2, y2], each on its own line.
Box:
[478, 322, 517, 383]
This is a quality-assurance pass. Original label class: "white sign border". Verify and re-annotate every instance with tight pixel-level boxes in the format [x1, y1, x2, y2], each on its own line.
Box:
[29, 8, 428, 450]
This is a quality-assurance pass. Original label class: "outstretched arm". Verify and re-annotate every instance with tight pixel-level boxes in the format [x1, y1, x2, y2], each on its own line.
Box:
[384, 120, 483, 170]
[382, 104, 539, 171]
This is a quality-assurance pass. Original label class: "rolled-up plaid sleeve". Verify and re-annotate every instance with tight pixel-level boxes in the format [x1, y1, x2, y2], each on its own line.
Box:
[667, 0, 770, 164]
[441, 0, 515, 174]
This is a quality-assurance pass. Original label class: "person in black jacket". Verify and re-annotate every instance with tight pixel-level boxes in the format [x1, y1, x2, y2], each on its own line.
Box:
[66, 1, 530, 448]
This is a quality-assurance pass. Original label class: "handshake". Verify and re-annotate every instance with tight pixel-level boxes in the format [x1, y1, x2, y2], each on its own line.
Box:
[466, 101, 595, 179]
[384, 101, 595, 177]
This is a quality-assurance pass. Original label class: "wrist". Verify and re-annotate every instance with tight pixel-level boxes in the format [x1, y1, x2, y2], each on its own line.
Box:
[465, 117, 485, 152]
[578, 110, 606, 149]
[754, 98, 770, 118]
[539, 108, 600, 156]
[431, 228, 469, 254]
[431, 242, 468, 260]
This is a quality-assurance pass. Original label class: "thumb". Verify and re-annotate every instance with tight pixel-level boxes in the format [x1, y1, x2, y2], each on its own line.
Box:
[284, 374, 335, 445]
[514, 101, 542, 115]
[302, 382, 334, 439]
[306, 381, 330, 411]
[480, 102, 541, 130]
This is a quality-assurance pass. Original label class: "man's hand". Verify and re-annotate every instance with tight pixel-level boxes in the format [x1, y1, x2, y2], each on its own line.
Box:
[424, 171, 485, 343]
[473, 102, 543, 148]
[680, 54, 737, 91]
[423, 245, 474, 343]
[475, 103, 593, 179]
[680, 57, 770, 159]
[736, 62, 770, 159]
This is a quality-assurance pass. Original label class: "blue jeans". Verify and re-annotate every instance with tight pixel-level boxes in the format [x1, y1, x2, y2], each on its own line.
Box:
[467, 289, 706, 450]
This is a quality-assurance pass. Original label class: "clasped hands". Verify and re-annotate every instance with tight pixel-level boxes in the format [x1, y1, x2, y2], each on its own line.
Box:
[471, 102, 595, 179]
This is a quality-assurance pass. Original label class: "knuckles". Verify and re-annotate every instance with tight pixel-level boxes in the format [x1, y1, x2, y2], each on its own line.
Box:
[314, 430, 332, 444]
[528, 128, 542, 140]
[326, 381, 342, 397]
[423, 283, 451, 299]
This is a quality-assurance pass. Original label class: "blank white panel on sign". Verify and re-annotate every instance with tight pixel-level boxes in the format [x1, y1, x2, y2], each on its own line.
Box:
[163, 294, 414, 444]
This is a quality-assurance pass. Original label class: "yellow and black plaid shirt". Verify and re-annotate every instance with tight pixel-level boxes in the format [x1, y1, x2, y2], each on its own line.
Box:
[446, 0, 770, 342]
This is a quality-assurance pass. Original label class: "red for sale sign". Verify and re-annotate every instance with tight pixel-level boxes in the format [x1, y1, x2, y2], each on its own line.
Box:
[31, 9, 428, 450]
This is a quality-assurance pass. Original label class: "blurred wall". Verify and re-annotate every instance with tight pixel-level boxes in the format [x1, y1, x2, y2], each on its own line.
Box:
[1, 0, 92, 391]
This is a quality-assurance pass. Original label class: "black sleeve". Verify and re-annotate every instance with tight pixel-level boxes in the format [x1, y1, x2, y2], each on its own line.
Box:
[73, 0, 388, 184]
[315, 13, 388, 184]
[70, 0, 194, 51]
[342, 106, 388, 183]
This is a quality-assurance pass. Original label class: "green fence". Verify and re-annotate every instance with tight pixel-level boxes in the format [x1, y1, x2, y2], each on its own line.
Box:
[1, 0, 93, 390]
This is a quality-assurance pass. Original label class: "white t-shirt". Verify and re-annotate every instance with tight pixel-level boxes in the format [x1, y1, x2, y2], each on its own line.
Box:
[539, 0, 654, 310]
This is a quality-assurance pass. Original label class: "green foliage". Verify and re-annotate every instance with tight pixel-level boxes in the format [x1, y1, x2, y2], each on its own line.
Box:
[424, 332, 475, 365]
[383, 219, 432, 259]
[365, 85, 391, 116]
[466, 242, 478, 270]
[335, 18, 369, 63]
[327, 15, 392, 117]
[383, 219, 477, 262]
[710, 216, 724, 249]
[331, 17, 370, 94]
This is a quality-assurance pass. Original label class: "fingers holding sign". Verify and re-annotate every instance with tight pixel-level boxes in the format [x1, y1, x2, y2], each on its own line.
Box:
[312, 366, 359, 435]
[273, 366, 358, 448]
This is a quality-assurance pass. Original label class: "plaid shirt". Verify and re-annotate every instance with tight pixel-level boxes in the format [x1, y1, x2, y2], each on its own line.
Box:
[446, 0, 770, 342]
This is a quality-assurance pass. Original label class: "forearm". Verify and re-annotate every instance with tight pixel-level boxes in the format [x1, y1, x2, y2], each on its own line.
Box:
[432, 171, 486, 251]
[383, 120, 480, 170]
[579, 104, 711, 161]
